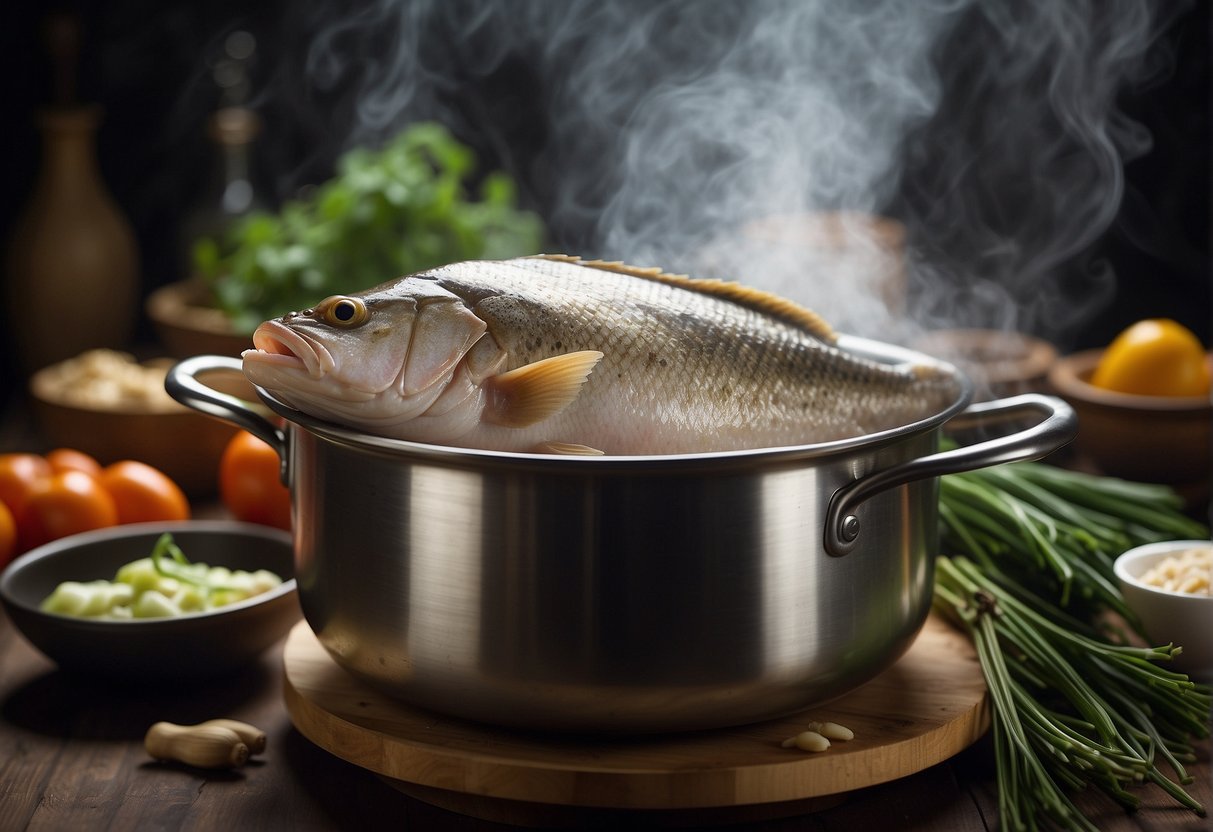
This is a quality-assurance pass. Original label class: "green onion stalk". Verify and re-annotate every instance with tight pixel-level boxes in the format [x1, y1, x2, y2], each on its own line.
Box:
[150, 532, 248, 594]
[934, 460, 1211, 831]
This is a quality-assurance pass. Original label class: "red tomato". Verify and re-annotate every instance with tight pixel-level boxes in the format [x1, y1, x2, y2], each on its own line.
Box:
[0, 500, 16, 571]
[219, 431, 291, 530]
[0, 453, 52, 520]
[0, 453, 54, 552]
[46, 448, 103, 478]
[23, 470, 119, 548]
[97, 460, 191, 525]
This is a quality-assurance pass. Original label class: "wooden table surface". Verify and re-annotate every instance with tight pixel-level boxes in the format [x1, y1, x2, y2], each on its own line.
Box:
[1, 598, 1209, 830]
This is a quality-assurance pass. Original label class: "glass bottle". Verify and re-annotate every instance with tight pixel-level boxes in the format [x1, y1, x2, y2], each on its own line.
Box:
[179, 30, 263, 277]
[180, 106, 263, 271]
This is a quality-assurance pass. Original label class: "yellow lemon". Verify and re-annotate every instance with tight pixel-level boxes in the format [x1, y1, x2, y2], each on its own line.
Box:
[1090, 319, 1211, 397]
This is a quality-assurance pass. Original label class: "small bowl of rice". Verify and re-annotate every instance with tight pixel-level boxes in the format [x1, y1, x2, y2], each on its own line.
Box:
[1114, 539, 1213, 683]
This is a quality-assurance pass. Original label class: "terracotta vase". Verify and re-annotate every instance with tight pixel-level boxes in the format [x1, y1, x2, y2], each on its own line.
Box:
[6, 105, 140, 373]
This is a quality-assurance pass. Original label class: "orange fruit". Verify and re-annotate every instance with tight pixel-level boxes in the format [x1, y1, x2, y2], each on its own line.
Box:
[23, 470, 118, 548]
[219, 431, 291, 530]
[0, 501, 16, 570]
[97, 460, 190, 525]
[1091, 319, 1211, 397]
[46, 448, 103, 477]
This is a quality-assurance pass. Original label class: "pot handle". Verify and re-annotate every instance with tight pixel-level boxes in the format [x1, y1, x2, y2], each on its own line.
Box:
[824, 393, 1077, 557]
[164, 355, 289, 481]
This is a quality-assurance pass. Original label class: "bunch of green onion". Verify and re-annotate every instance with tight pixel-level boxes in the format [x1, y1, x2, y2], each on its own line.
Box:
[934, 461, 1210, 831]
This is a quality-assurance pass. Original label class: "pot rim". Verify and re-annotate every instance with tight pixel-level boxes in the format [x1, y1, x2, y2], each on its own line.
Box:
[261, 334, 974, 472]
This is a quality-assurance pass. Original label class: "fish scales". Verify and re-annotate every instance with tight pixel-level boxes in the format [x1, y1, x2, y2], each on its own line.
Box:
[241, 255, 960, 454]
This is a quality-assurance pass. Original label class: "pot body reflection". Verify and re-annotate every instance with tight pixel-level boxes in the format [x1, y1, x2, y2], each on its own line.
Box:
[290, 428, 938, 732]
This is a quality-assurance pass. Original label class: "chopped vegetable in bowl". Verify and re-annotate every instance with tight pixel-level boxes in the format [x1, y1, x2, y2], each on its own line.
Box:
[0, 520, 298, 680]
[40, 533, 283, 620]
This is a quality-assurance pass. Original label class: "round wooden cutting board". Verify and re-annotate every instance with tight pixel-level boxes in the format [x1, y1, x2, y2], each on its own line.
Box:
[282, 614, 989, 826]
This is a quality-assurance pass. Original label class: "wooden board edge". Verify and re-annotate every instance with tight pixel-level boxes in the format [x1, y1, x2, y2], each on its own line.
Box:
[281, 618, 991, 810]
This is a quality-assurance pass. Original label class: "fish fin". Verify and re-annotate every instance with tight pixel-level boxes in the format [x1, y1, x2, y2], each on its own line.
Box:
[532, 441, 605, 456]
[529, 254, 838, 345]
[484, 350, 604, 428]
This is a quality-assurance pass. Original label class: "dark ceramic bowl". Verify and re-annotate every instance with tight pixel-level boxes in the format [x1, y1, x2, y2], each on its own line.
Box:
[0, 521, 299, 681]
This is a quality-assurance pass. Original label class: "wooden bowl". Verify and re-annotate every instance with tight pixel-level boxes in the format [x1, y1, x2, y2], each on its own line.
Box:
[146, 280, 253, 359]
[911, 329, 1058, 401]
[1048, 349, 1211, 495]
[30, 356, 256, 496]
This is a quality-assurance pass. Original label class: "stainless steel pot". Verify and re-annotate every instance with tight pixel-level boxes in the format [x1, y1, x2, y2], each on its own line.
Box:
[168, 337, 1075, 733]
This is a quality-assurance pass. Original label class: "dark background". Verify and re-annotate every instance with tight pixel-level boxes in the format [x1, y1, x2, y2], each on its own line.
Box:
[1, 1, 1208, 415]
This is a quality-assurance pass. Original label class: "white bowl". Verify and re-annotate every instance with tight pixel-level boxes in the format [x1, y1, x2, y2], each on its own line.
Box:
[1114, 539, 1213, 683]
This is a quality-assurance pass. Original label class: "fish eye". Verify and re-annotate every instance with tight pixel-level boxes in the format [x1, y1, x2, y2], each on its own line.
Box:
[318, 296, 368, 327]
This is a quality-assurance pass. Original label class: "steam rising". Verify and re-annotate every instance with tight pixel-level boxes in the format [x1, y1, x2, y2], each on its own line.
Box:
[278, 0, 1183, 347]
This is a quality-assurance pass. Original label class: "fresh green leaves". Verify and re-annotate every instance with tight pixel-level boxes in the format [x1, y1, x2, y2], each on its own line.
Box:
[192, 122, 546, 333]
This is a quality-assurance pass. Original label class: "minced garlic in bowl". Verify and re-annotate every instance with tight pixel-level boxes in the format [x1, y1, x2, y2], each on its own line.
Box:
[1139, 547, 1211, 596]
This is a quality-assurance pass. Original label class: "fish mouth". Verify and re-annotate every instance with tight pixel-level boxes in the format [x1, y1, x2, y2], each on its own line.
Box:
[245, 320, 332, 379]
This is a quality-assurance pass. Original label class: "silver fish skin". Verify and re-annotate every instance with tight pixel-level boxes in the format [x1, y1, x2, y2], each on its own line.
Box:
[241, 255, 961, 455]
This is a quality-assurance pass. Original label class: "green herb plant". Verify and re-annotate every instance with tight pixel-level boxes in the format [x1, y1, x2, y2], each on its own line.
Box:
[193, 122, 546, 333]
[935, 461, 1211, 831]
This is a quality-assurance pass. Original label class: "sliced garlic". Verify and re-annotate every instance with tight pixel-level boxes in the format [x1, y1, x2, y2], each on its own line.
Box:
[780, 719, 855, 752]
[810, 720, 855, 741]
[781, 730, 830, 752]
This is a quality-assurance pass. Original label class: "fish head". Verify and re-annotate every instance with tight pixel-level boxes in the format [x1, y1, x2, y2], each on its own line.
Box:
[241, 276, 488, 430]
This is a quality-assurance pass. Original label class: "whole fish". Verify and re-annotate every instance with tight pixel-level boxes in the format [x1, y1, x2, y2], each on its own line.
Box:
[241, 255, 960, 455]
